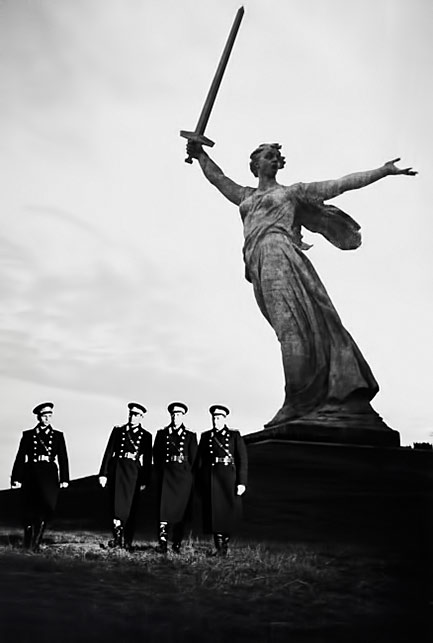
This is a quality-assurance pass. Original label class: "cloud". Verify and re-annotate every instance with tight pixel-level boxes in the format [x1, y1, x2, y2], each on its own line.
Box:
[0, 203, 208, 396]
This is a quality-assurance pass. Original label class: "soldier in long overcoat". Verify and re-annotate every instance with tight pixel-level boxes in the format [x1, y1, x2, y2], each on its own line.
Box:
[11, 402, 70, 550]
[99, 402, 152, 549]
[197, 405, 248, 556]
[153, 402, 198, 553]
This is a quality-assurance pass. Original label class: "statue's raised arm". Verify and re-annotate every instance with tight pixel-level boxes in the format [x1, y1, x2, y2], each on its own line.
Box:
[187, 141, 245, 206]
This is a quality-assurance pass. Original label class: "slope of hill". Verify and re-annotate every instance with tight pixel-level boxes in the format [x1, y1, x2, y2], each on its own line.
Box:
[1, 440, 431, 554]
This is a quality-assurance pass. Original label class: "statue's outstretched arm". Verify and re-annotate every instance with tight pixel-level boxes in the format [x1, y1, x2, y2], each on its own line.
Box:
[304, 158, 417, 201]
[186, 141, 245, 206]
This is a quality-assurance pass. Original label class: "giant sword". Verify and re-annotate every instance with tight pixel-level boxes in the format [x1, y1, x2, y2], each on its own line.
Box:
[180, 6, 245, 163]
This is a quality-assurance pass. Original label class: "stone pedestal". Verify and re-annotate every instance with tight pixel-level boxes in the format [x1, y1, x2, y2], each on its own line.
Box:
[247, 420, 400, 447]
[239, 439, 433, 550]
[254, 394, 400, 447]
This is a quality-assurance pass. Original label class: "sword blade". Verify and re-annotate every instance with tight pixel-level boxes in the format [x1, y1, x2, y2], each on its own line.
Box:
[180, 6, 245, 162]
[194, 6, 244, 135]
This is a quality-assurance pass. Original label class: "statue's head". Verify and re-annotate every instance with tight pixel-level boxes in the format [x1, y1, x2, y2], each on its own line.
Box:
[249, 143, 286, 177]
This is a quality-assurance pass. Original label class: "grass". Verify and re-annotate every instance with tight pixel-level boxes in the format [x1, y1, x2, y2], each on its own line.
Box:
[0, 527, 430, 642]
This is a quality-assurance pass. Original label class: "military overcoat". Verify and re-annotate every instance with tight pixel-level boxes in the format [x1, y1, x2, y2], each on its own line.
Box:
[197, 428, 248, 533]
[11, 426, 70, 523]
[153, 425, 198, 523]
[99, 424, 152, 522]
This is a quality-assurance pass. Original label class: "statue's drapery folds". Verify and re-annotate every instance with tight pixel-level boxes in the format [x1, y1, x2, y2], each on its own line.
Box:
[240, 183, 391, 438]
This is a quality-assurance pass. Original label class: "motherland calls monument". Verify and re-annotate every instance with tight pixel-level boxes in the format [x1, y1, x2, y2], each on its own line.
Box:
[181, 8, 417, 447]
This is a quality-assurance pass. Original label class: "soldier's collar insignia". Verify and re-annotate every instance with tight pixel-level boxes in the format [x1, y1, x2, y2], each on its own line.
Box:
[37, 425, 51, 433]
[171, 425, 184, 435]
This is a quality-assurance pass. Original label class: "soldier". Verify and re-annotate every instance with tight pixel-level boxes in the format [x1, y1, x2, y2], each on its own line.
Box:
[11, 402, 70, 550]
[197, 405, 248, 556]
[99, 402, 152, 550]
[153, 402, 198, 553]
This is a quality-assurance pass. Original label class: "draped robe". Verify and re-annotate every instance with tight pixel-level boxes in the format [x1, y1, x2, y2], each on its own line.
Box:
[239, 182, 378, 420]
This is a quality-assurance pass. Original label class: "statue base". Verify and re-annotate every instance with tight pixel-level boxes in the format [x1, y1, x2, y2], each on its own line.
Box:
[247, 394, 400, 447]
[238, 439, 432, 553]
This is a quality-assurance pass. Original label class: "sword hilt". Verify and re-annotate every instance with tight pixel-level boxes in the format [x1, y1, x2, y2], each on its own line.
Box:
[180, 131, 215, 164]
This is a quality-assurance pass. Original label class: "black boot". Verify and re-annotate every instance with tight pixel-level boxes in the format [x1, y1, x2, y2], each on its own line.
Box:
[172, 522, 184, 554]
[156, 522, 168, 554]
[207, 533, 224, 557]
[124, 536, 133, 552]
[23, 525, 33, 549]
[123, 526, 132, 551]
[116, 524, 125, 549]
[32, 521, 46, 551]
[221, 535, 230, 557]
[108, 523, 124, 549]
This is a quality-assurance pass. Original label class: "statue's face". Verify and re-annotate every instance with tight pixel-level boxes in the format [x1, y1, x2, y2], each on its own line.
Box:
[252, 145, 284, 178]
[259, 147, 281, 171]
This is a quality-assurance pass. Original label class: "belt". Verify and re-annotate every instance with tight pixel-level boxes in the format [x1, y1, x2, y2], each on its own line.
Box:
[33, 455, 50, 462]
[167, 455, 185, 463]
[213, 457, 233, 465]
[119, 453, 137, 460]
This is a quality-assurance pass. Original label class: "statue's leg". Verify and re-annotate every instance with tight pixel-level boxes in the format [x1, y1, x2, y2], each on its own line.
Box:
[253, 264, 326, 425]
[251, 239, 331, 426]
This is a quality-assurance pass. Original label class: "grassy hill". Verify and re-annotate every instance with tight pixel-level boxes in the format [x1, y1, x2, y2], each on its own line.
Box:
[1, 440, 432, 548]
[0, 440, 431, 642]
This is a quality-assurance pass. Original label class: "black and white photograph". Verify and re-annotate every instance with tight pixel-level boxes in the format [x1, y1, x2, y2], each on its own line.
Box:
[0, 1, 432, 641]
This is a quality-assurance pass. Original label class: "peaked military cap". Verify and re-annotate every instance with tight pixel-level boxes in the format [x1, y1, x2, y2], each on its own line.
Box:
[128, 402, 147, 414]
[32, 402, 54, 415]
[209, 404, 230, 417]
[167, 401, 188, 414]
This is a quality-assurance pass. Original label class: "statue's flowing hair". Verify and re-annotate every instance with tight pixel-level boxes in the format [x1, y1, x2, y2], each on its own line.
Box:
[249, 143, 286, 177]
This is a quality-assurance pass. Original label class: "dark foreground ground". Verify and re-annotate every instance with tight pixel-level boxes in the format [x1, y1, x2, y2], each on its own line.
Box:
[0, 440, 432, 642]
[0, 529, 431, 643]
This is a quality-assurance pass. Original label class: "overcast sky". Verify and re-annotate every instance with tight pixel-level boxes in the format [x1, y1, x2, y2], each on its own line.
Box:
[1, 0, 432, 489]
